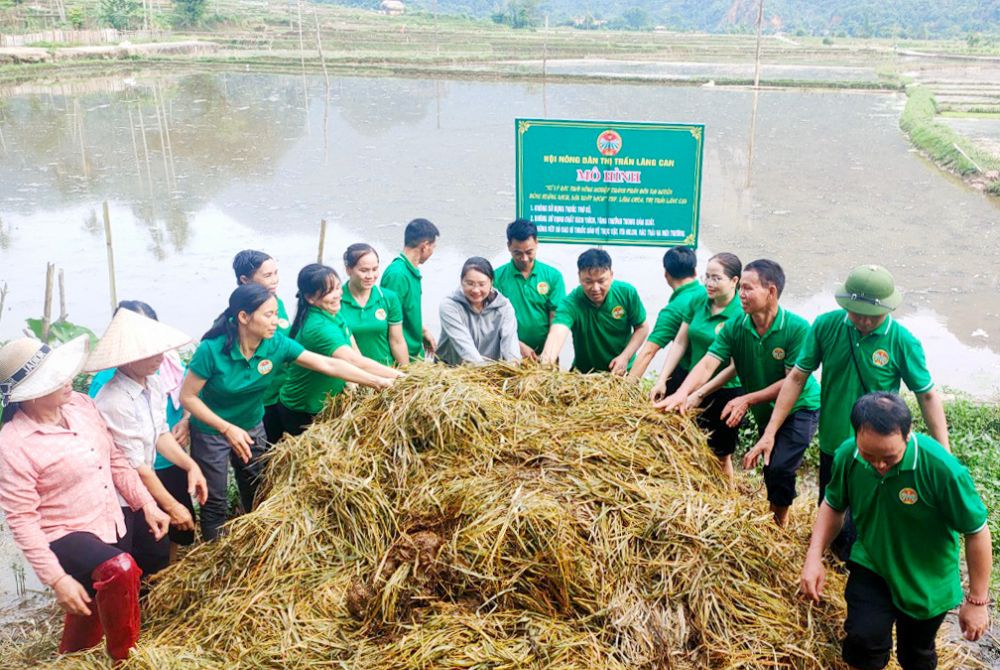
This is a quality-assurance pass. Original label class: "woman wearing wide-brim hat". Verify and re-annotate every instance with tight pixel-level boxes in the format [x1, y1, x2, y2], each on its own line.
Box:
[0, 336, 170, 663]
[87, 308, 209, 578]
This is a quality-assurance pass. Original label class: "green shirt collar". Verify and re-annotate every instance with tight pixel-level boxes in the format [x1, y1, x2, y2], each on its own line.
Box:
[669, 279, 701, 302]
[701, 293, 742, 320]
[398, 253, 422, 279]
[341, 285, 383, 309]
[740, 306, 786, 339]
[853, 432, 918, 476]
[227, 335, 267, 363]
[842, 311, 893, 338]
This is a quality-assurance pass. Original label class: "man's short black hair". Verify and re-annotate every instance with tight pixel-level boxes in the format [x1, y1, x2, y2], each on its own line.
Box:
[506, 219, 537, 244]
[404, 218, 440, 248]
[662, 246, 697, 279]
[850, 392, 912, 437]
[744, 259, 786, 298]
[577, 248, 612, 273]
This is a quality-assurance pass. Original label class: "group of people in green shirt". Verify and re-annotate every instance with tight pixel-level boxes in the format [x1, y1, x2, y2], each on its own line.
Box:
[171, 218, 987, 670]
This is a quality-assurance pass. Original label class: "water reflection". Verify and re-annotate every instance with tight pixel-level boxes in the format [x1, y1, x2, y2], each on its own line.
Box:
[0, 71, 997, 395]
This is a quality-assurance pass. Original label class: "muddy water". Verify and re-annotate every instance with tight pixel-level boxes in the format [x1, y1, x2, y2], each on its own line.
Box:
[0, 69, 999, 609]
[1, 70, 997, 402]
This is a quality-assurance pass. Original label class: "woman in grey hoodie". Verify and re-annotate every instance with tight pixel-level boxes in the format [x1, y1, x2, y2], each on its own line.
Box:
[436, 257, 522, 365]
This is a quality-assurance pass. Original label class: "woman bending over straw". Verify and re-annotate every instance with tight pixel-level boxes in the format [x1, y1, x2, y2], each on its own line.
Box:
[181, 283, 396, 540]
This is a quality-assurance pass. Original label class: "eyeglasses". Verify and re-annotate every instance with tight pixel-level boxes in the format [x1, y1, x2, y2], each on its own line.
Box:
[704, 274, 729, 285]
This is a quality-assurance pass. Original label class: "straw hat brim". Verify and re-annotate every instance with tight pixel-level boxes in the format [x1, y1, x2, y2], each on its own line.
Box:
[8, 335, 89, 403]
[85, 309, 192, 372]
[834, 282, 902, 316]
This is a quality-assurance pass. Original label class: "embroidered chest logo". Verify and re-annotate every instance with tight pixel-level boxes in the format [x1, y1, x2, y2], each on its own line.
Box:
[611, 305, 626, 320]
[772, 347, 786, 361]
[898, 487, 918, 505]
[537, 281, 550, 296]
[375, 308, 387, 321]
[871, 349, 890, 367]
[257, 360, 273, 375]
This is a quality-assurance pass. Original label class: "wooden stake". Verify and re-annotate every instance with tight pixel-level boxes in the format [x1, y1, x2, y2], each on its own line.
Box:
[313, 8, 329, 89]
[752, 0, 765, 89]
[103, 201, 118, 311]
[317, 219, 327, 263]
[42, 263, 55, 341]
[0, 281, 8, 325]
[58, 269, 67, 321]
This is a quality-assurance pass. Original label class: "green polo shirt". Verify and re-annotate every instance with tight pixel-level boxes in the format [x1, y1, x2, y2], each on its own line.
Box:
[648, 280, 706, 371]
[188, 330, 305, 434]
[684, 294, 743, 389]
[553, 280, 646, 373]
[262, 296, 291, 407]
[380, 253, 423, 360]
[707, 307, 821, 427]
[825, 433, 988, 620]
[279, 307, 354, 415]
[493, 260, 566, 354]
[341, 286, 402, 366]
[795, 311, 934, 455]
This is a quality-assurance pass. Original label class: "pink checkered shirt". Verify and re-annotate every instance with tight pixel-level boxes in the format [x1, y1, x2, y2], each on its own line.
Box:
[0, 392, 154, 586]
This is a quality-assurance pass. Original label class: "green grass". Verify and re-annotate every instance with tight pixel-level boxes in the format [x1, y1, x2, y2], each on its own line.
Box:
[900, 85, 1000, 179]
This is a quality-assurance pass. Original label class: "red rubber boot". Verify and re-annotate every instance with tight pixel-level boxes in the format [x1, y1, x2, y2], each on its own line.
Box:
[58, 609, 104, 654]
[91, 553, 143, 663]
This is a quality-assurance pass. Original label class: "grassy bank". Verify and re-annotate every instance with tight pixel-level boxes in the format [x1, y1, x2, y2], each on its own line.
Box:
[900, 86, 1000, 194]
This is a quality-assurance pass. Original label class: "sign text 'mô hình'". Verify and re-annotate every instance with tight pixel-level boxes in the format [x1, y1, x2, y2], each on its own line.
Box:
[515, 118, 705, 248]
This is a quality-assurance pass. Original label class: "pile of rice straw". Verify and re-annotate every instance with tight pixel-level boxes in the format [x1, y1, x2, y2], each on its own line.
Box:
[0, 364, 982, 668]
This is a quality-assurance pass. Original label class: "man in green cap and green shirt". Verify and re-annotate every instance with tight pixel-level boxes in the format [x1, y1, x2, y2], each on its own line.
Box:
[801, 392, 991, 670]
[493, 219, 566, 361]
[540, 248, 648, 374]
[661, 259, 821, 527]
[749, 265, 949, 553]
[628, 245, 706, 399]
[380, 218, 440, 361]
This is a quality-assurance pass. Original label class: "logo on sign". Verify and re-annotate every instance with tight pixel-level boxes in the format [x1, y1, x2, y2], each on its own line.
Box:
[872, 349, 890, 367]
[258, 359, 273, 375]
[537, 281, 550, 296]
[375, 308, 387, 321]
[611, 305, 626, 320]
[898, 487, 918, 505]
[772, 347, 786, 361]
[597, 130, 623, 157]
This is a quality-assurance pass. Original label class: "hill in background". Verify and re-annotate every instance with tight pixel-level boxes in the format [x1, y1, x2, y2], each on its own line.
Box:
[322, 0, 1000, 39]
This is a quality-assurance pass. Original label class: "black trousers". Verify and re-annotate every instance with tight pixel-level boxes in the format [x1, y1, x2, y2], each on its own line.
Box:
[820, 451, 858, 560]
[761, 408, 819, 507]
[275, 402, 316, 438]
[120, 507, 169, 578]
[190, 422, 268, 540]
[843, 562, 947, 670]
[155, 465, 195, 546]
[49, 532, 126, 596]
[697, 386, 744, 457]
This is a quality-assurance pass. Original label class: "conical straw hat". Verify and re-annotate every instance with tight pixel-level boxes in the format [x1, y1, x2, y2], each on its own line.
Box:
[85, 309, 192, 372]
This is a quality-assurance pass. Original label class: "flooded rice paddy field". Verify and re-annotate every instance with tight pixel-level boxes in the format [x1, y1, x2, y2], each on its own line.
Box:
[0, 69, 997, 404]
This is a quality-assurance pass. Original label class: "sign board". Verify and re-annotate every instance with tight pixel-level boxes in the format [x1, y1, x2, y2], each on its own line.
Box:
[515, 118, 704, 248]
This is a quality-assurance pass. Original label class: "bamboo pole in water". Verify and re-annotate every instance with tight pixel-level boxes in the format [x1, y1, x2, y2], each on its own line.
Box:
[0, 281, 8, 326]
[41, 263, 54, 341]
[58, 269, 67, 321]
[746, 0, 765, 189]
[317, 219, 327, 264]
[103, 201, 118, 311]
[313, 8, 329, 89]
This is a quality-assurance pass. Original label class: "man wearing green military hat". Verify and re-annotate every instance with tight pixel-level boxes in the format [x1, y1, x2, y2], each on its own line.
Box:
[748, 265, 949, 556]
